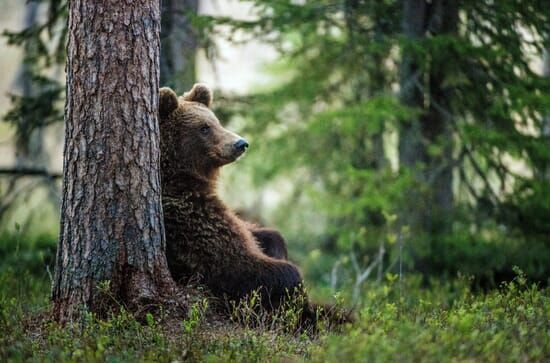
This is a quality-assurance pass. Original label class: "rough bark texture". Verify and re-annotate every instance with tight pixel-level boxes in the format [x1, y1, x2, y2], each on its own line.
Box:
[399, 0, 458, 233]
[52, 0, 180, 322]
[160, 0, 198, 91]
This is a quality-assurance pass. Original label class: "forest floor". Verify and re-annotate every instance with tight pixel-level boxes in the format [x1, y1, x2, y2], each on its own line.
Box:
[1, 236, 549, 362]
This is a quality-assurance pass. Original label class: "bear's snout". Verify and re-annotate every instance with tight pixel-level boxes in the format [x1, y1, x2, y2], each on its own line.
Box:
[233, 139, 249, 154]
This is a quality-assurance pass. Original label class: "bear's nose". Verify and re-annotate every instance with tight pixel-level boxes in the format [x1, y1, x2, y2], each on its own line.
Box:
[234, 139, 249, 152]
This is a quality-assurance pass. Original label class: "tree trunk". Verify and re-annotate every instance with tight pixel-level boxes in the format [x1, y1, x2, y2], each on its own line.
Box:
[398, 0, 427, 171]
[424, 0, 458, 226]
[543, 48, 550, 178]
[398, 0, 457, 234]
[15, 1, 46, 169]
[52, 0, 181, 323]
[160, 0, 198, 91]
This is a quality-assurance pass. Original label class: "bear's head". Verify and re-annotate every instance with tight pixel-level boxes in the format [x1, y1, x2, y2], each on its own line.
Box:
[159, 83, 248, 194]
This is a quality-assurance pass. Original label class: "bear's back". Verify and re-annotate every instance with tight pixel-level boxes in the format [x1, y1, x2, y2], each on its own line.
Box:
[163, 193, 266, 284]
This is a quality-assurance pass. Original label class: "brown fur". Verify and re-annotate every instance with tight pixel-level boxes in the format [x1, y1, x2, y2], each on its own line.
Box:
[247, 223, 289, 260]
[160, 84, 303, 309]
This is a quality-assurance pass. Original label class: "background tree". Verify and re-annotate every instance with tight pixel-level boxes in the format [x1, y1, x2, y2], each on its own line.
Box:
[398, 0, 458, 275]
[160, 0, 199, 90]
[14, 0, 46, 169]
[207, 0, 550, 291]
[0, 0, 201, 226]
[0, 0, 65, 223]
[52, 0, 181, 322]
[400, 0, 458, 218]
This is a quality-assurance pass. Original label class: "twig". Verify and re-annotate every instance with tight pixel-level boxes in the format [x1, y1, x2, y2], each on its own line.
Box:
[0, 167, 62, 179]
[0, 178, 43, 217]
[350, 246, 385, 303]
[330, 259, 343, 291]
[376, 242, 385, 284]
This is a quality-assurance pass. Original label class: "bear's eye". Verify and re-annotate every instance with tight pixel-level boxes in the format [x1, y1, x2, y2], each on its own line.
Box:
[200, 125, 211, 135]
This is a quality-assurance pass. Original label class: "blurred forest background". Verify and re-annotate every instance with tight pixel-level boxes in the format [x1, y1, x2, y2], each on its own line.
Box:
[0, 0, 549, 304]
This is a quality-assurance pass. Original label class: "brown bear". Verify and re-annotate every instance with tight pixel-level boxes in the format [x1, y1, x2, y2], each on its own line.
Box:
[159, 84, 303, 310]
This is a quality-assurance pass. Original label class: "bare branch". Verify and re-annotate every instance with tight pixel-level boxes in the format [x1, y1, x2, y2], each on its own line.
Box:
[0, 168, 62, 179]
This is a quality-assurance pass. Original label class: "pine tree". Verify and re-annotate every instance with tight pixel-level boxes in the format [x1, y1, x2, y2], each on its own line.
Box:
[211, 0, 550, 283]
[52, 0, 182, 322]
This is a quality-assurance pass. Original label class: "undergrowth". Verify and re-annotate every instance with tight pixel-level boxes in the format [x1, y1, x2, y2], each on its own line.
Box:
[0, 233, 548, 362]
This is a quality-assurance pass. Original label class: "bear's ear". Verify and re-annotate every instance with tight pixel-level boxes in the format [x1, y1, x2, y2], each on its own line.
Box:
[159, 87, 178, 118]
[183, 83, 213, 108]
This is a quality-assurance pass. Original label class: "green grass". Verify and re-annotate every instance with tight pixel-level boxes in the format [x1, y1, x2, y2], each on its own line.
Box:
[0, 234, 549, 362]
[311, 275, 550, 362]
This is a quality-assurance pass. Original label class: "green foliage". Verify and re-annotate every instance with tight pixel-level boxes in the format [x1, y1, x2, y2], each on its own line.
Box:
[2, 0, 67, 145]
[310, 275, 550, 363]
[3, 75, 64, 144]
[5, 0, 549, 289]
[209, 0, 550, 286]
[0, 231, 56, 277]
[425, 219, 550, 287]
[1, 247, 549, 362]
[182, 298, 209, 334]
[0, 268, 311, 362]
[228, 287, 338, 335]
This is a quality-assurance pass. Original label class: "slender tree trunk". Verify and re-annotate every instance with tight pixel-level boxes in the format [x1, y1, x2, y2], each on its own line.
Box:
[543, 48, 550, 178]
[160, 0, 198, 90]
[398, 0, 457, 234]
[15, 1, 46, 169]
[369, 9, 394, 170]
[398, 0, 429, 241]
[399, 0, 427, 171]
[52, 0, 181, 323]
[424, 0, 458, 223]
[16, 2, 62, 208]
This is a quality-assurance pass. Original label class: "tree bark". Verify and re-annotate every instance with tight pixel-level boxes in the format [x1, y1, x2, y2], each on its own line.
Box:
[52, 0, 181, 323]
[160, 0, 198, 91]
